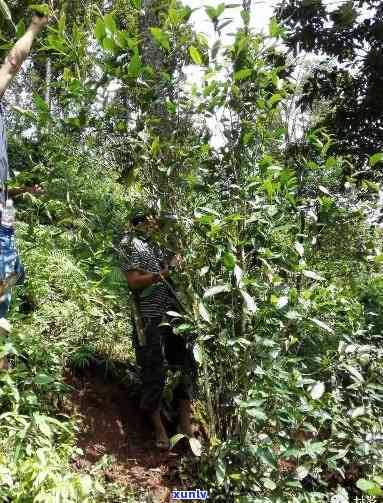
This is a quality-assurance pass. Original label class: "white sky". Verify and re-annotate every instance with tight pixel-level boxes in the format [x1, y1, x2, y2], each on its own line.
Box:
[181, 0, 370, 147]
[182, 1, 278, 89]
[183, 1, 275, 146]
[184, 0, 275, 38]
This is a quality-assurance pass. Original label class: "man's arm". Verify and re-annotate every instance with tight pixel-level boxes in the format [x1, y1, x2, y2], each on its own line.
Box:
[124, 267, 169, 290]
[8, 184, 43, 197]
[0, 15, 49, 98]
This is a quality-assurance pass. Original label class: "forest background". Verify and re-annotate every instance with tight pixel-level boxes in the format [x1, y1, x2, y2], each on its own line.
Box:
[0, 0, 383, 502]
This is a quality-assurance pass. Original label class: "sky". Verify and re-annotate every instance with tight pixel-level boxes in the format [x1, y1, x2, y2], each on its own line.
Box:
[182, 1, 278, 90]
[181, 0, 366, 147]
[182, 1, 275, 146]
[184, 0, 275, 38]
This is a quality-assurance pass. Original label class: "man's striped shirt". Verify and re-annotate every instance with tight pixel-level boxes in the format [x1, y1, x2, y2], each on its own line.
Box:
[119, 234, 177, 318]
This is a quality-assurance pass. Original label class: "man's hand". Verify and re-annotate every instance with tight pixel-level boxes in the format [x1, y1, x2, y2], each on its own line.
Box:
[8, 184, 44, 198]
[169, 254, 183, 268]
[30, 15, 50, 32]
[159, 265, 169, 279]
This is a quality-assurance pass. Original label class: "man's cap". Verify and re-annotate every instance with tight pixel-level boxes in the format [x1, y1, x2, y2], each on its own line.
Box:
[129, 207, 178, 227]
[129, 206, 154, 226]
[130, 213, 149, 227]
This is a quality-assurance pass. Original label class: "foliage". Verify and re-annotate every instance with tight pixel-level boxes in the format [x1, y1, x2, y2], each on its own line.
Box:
[276, 0, 383, 172]
[0, 0, 383, 501]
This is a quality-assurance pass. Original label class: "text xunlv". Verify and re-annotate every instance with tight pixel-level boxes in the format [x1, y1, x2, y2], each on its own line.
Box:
[171, 489, 209, 500]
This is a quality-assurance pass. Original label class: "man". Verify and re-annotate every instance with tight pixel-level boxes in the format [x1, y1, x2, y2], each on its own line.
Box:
[0, 11, 49, 369]
[119, 211, 197, 450]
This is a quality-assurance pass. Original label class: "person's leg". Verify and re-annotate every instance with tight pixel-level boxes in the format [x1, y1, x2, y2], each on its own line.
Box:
[0, 296, 11, 370]
[165, 327, 198, 437]
[133, 317, 169, 447]
[0, 229, 16, 371]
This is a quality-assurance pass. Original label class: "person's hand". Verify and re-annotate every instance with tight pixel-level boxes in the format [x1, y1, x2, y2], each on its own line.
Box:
[159, 265, 169, 279]
[31, 14, 50, 31]
[28, 184, 43, 195]
[169, 254, 183, 268]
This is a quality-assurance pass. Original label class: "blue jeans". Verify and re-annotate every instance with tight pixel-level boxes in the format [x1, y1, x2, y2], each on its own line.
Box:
[0, 226, 23, 318]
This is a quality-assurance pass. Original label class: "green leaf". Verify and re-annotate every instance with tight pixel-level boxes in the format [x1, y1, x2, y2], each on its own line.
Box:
[255, 447, 277, 469]
[218, 19, 232, 31]
[196, 33, 209, 47]
[128, 52, 142, 77]
[150, 27, 170, 50]
[243, 132, 253, 145]
[318, 185, 331, 195]
[262, 478, 277, 490]
[241, 290, 257, 313]
[369, 152, 383, 167]
[294, 241, 304, 257]
[174, 323, 192, 333]
[33, 93, 49, 113]
[63, 67, 72, 81]
[284, 480, 302, 488]
[233, 68, 252, 81]
[211, 40, 221, 60]
[269, 17, 282, 37]
[15, 19, 25, 38]
[193, 343, 203, 364]
[169, 433, 185, 448]
[0, 0, 14, 28]
[206, 6, 217, 20]
[189, 45, 202, 65]
[350, 406, 365, 418]
[130, 0, 142, 7]
[268, 93, 282, 107]
[28, 3, 50, 17]
[216, 3, 225, 17]
[104, 13, 117, 34]
[246, 408, 267, 421]
[34, 414, 53, 437]
[198, 302, 211, 323]
[189, 437, 202, 456]
[223, 252, 236, 270]
[102, 37, 117, 52]
[216, 458, 226, 486]
[204, 284, 231, 298]
[310, 381, 325, 400]
[166, 310, 183, 318]
[33, 374, 55, 385]
[356, 479, 383, 496]
[94, 18, 105, 42]
[309, 318, 334, 334]
[302, 270, 325, 281]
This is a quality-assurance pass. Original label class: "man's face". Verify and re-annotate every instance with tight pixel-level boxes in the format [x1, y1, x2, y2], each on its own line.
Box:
[135, 216, 160, 236]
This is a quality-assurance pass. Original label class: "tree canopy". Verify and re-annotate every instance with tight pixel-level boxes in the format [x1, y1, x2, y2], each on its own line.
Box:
[0, 1, 382, 502]
[276, 0, 383, 173]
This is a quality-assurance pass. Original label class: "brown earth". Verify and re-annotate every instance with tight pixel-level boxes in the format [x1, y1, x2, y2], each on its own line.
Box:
[64, 368, 198, 503]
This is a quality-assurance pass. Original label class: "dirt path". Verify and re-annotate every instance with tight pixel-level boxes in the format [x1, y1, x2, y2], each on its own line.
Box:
[65, 368, 192, 502]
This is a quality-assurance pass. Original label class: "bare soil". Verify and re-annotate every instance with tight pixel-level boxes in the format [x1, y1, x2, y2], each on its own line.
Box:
[64, 367, 196, 503]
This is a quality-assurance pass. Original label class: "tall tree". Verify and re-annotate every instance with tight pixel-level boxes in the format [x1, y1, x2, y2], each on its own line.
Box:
[276, 0, 383, 173]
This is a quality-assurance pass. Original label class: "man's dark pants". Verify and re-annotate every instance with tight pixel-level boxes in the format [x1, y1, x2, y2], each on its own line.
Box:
[132, 316, 197, 414]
